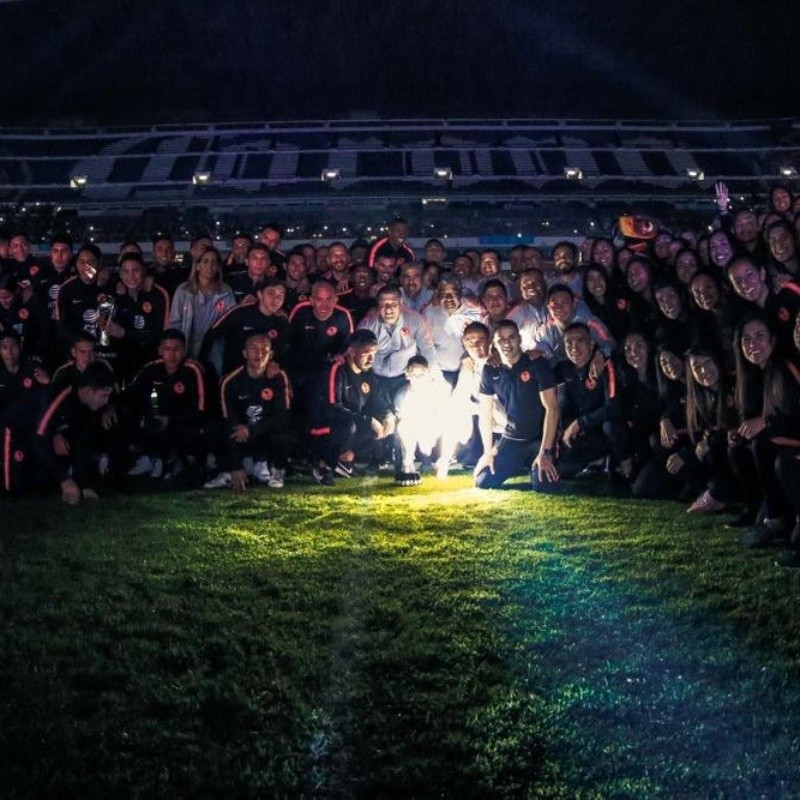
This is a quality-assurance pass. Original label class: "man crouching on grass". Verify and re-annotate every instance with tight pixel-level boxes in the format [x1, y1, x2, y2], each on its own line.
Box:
[474, 319, 560, 490]
[205, 332, 294, 491]
[34, 361, 117, 505]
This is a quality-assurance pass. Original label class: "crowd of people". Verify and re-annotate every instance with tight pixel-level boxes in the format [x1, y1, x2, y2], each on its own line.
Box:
[2, 185, 800, 564]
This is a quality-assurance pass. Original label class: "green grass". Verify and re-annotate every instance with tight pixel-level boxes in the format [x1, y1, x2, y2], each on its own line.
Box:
[3, 475, 800, 798]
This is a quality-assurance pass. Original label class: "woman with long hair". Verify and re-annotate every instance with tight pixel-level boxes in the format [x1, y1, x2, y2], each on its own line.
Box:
[681, 344, 738, 513]
[168, 247, 235, 359]
[583, 265, 630, 341]
[730, 313, 799, 544]
[631, 342, 691, 499]
[618, 331, 662, 481]
[765, 219, 800, 286]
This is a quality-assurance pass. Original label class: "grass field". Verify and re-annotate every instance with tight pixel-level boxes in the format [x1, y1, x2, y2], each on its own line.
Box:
[3, 473, 800, 798]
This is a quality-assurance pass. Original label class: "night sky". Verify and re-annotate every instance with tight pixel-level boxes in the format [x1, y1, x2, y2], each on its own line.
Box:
[1, 0, 798, 125]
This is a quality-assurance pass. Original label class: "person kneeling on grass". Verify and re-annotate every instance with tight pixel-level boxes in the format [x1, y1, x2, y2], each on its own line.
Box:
[540, 322, 625, 491]
[393, 355, 450, 486]
[474, 319, 560, 490]
[33, 361, 118, 505]
[308, 329, 395, 486]
[122, 329, 207, 482]
[205, 333, 293, 491]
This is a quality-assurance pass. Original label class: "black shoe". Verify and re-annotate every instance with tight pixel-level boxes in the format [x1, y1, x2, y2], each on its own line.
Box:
[394, 471, 420, 487]
[312, 466, 334, 486]
[726, 508, 759, 528]
[743, 518, 789, 548]
[777, 548, 800, 568]
[334, 460, 354, 478]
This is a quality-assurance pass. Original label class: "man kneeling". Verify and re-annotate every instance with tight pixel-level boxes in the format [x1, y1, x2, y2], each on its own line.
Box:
[474, 319, 560, 490]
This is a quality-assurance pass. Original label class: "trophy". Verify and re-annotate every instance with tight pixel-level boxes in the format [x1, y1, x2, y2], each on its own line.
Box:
[97, 296, 116, 347]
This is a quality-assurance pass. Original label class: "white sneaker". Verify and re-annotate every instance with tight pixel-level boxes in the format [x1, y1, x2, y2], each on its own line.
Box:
[268, 467, 285, 488]
[242, 456, 254, 476]
[203, 471, 231, 489]
[253, 461, 271, 483]
[150, 458, 164, 479]
[128, 454, 154, 476]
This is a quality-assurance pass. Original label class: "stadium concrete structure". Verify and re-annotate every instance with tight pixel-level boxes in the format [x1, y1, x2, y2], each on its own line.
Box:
[1, 117, 799, 247]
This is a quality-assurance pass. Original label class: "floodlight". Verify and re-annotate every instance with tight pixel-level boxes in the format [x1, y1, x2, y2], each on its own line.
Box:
[69, 175, 88, 189]
[192, 171, 211, 185]
[421, 197, 448, 206]
[686, 168, 705, 181]
[563, 167, 583, 181]
[321, 168, 340, 182]
[779, 166, 797, 179]
[433, 167, 453, 181]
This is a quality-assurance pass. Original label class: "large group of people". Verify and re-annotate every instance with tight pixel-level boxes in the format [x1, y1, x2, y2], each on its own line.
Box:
[2, 186, 800, 563]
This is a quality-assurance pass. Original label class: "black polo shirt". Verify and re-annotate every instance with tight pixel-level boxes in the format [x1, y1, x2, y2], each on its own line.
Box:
[479, 354, 555, 442]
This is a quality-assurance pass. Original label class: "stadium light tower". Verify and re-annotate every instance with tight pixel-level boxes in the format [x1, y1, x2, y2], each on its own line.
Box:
[192, 171, 211, 186]
[563, 167, 583, 181]
[321, 168, 340, 183]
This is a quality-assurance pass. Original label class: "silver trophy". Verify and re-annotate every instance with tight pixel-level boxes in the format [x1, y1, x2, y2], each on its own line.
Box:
[97, 297, 116, 347]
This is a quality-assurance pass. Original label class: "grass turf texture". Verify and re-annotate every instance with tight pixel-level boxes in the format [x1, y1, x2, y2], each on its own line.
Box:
[3, 475, 800, 798]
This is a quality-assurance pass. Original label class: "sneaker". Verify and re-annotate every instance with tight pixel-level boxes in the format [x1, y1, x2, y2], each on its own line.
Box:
[395, 471, 420, 487]
[725, 507, 759, 528]
[163, 458, 184, 481]
[82, 488, 100, 501]
[334, 460, 355, 478]
[268, 467, 285, 489]
[127, 454, 154, 476]
[686, 490, 725, 514]
[203, 471, 231, 489]
[253, 461, 271, 483]
[150, 458, 164, 479]
[743, 517, 789, 548]
[313, 466, 334, 486]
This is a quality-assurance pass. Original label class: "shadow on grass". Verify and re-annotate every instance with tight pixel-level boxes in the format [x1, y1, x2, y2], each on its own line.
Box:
[0, 488, 547, 799]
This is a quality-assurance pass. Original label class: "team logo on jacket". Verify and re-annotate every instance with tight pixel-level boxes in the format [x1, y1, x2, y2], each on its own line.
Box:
[616, 298, 628, 310]
[585, 377, 597, 390]
[401, 327, 410, 337]
[142, 302, 152, 314]
[18, 308, 29, 320]
[215, 300, 226, 312]
[326, 326, 337, 336]
[29, 265, 39, 276]
[173, 382, 185, 395]
[22, 377, 33, 389]
[361, 382, 370, 393]
[268, 329, 278, 339]
[13, 450, 24, 463]
[520, 370, 531, 383]
[261, 388, 274, 401]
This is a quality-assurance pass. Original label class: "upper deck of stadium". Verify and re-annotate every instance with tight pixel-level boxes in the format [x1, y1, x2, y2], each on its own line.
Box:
[1, 117, 799, 213]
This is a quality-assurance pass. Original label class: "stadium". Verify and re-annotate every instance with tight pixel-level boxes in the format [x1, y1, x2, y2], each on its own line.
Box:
[3, 110, 800, 798]
[2, 115, 799, 249]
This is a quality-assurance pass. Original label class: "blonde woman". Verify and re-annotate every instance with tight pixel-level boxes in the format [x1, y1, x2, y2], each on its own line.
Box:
[168, 247, 235, 359]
